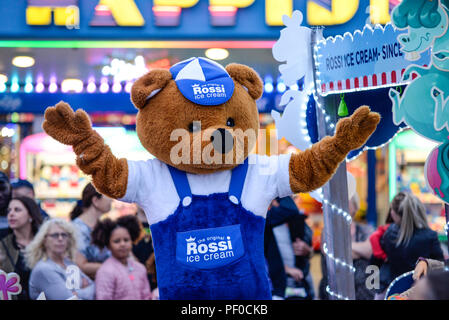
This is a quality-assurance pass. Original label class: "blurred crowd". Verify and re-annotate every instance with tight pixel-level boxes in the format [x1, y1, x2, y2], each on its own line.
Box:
[0, 170, 448, 300]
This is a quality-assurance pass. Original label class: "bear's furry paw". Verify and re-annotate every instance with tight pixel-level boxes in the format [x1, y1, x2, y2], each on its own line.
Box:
[335, 105, 380, 151]
[43, 101, 93, 146]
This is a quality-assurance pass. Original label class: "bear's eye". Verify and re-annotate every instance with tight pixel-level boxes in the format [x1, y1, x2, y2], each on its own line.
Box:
[188, 121, 201, 133]
[226, 118, 235, 127]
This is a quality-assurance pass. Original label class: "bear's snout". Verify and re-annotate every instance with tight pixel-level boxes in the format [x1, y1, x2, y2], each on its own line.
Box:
[211, 128, 234, 154]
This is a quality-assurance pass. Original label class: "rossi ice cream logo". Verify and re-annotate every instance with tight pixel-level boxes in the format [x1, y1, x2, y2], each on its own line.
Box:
[176, 225, 244, 269]
[192, 83, 227, 101]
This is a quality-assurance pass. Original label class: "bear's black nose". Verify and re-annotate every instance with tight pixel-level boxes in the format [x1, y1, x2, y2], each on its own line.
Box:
[211, 128, 233, 154]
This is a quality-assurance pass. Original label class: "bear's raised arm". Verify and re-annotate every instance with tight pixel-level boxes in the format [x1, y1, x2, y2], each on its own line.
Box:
[43, 102, 128, 199]
[288, 106, 380, 193]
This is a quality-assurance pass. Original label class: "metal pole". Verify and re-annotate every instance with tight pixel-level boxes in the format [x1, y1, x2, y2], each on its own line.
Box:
[367, 149, 378, 228]
[311, 28, 356, 300]
[445, 204, 449, 235]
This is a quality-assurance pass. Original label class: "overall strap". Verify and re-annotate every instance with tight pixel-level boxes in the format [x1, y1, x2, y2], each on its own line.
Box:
[228, 158, 249, 205]
[167, 165, 193, 207]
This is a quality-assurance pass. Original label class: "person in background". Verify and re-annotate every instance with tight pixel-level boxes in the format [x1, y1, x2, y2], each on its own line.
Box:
[26, 218, 95, 300]
[347, 193, 375, 299]
[266, 196, 314, 300]
[0, 196, 43, 299]
[71, 183, 112, 279]
[93, 215, 151, 300]
[375, 192, 444, 299]
[0, 172, 12, 238]
[319, 193, 374, 300]
[405, 270, 449, 300]
[132, 206, 157, 293]
[351, 203, 395, 265]
[288, 203, 314, 300]
[264, 198, 293, 300]
[11, 179, 49, 220]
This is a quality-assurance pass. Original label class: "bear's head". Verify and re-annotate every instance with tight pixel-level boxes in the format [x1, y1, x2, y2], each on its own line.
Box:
[130, 57, 263, 174]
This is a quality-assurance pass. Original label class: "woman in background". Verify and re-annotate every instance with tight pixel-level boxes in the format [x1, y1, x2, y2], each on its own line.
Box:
[375, 192, 444, 299]
[71, 183, 112, 279]
[0, 196, 43, 299]
[26, 218, 94, 300]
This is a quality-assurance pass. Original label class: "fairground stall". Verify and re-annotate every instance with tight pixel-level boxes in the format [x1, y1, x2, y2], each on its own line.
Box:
[0, 0, 434, 300]
[268, 0, 449, 299]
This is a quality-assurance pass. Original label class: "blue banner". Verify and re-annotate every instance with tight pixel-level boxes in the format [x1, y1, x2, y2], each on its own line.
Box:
[0, 92, 136, 114]
[0, 91, 284, 114]
[316, 23, 431, 95]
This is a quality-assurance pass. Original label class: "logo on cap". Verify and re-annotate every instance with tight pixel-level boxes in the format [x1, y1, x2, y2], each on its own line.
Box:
[170, 57, 234, 106]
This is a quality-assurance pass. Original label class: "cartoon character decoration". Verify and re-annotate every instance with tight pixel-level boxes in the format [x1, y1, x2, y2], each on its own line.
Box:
[42, 56, 379, 300]
[271, 10, 324, 201]
[0, 270, 21, 300]
[272, 10, 314, 92]
[389, 0, 449, 203]
[425, 142, 449, 203]
[271, 11, 316, 151]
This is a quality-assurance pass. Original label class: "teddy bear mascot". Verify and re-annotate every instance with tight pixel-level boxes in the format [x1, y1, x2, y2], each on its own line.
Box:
[43, 57, 380, 300]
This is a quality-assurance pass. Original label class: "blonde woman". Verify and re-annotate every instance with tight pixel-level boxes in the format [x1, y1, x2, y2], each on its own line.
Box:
[25, 219, 95, 300]
[376, 192, 444, 299]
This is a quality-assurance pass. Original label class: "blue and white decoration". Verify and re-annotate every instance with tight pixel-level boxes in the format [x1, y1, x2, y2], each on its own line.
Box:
[170, 57, 235, 106]
[384, 271, 414, 299]
[271, 10, 314, 154]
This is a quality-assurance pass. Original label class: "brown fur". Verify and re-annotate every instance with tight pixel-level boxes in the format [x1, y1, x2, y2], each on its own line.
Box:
[42, 62, 380, 200]
[134, 64, 261, 174]
[288, 106, 380, 193]
[42, 102, 128, 198]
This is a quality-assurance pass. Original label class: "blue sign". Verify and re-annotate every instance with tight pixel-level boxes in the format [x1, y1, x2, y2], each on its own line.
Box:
[316, 23, 431, 95]
[0, 0, 394, 40]
[0, 92, 136, 114]
[176, 224, 245, 270]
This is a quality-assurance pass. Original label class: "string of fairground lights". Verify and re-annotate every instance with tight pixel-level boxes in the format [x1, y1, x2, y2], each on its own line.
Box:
[310, 25, 416, 299]
[284, 35, 355, 300]
[289, 73, 354, 301]
[309, 90, 355, 300]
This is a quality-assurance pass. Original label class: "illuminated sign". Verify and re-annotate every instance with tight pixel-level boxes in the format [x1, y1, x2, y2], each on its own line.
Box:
[25, 0, 395, 28]
[26, 0, 79, 27]
[307, 0, 391, 26]
[90, 0, 145, 26]
[0, 0, 398, 40]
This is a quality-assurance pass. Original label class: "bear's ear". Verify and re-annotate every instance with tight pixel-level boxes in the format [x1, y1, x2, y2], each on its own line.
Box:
[131, 69, 172, 109]
[225, 63, 263, 100]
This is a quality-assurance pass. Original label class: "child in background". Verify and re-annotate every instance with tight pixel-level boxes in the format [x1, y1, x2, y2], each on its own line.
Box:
[93, 215, 152, 300]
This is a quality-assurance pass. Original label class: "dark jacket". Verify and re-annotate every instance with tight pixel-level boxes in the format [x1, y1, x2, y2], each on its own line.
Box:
[378, 223, 444, 292]
[0, 233, 31, 300]
[264, 196, 311, 299]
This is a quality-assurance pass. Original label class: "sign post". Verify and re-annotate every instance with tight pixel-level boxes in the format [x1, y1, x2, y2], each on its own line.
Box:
[311, 27, 356, 300]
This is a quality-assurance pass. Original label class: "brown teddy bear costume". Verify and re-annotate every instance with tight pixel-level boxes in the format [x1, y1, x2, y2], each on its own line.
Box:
[43, 57, 380, 300]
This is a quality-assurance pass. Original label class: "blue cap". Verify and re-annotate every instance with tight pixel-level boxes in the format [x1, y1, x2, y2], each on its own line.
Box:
[169, 57, 234, 106]
[11, 179, 34, 191]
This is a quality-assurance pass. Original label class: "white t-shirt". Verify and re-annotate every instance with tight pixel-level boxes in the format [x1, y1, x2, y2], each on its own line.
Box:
[119, 153, 293, 225]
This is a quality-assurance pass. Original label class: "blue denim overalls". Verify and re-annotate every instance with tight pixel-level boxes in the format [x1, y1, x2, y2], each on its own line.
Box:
[150, 160, 271, 300]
